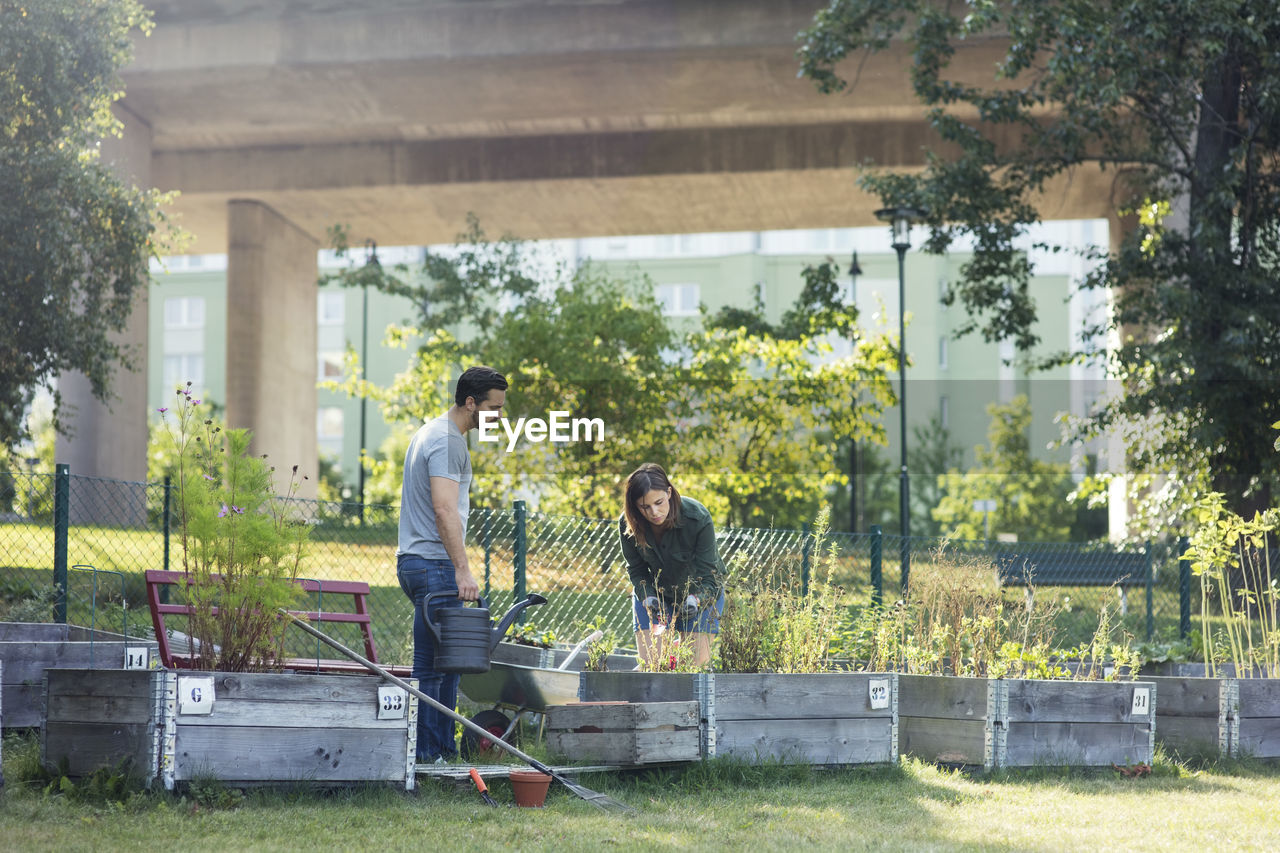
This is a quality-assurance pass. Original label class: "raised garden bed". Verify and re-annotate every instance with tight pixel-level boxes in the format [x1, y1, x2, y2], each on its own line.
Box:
[546, 700, 701, 764]
[42, 668, 417, 789]
[898, 675, 1156, 769]
[1, 621, 158, 729]
[578, 671, 898, 765]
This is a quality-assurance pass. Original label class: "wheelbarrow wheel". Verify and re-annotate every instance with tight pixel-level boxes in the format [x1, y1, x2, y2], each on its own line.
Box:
[461, 709, 512, 759]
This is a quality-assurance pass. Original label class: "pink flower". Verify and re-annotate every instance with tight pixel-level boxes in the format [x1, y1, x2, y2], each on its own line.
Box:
[218, 504, 229, 518]
[157, 407, 168, 414]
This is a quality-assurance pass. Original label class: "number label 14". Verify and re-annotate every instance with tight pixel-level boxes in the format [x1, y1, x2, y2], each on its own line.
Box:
[125, 647, 150, 670]
[1131, 687, 1151, 716]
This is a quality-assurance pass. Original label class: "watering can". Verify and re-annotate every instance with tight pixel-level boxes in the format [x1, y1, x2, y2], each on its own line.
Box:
[422, 591, 548, 673]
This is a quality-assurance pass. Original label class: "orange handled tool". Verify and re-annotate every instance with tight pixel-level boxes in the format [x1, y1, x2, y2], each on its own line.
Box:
[470, 768, 500, 807]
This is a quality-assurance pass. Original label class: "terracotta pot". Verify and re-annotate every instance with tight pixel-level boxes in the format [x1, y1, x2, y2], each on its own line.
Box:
[508, 769, 552, 807]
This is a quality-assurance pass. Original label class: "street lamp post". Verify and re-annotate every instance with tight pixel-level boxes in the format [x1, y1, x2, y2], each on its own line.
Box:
[358, 240, 379, 524]
[875, 206, 926, 593]
[848, 250, 863, 535]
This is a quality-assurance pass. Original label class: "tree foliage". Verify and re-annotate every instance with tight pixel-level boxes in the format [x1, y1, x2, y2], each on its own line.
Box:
[932, 395, 1076, 542]
[1, 0, 170, 452]
[323, 223, 900, 525]
[799, 0, 1280, 531]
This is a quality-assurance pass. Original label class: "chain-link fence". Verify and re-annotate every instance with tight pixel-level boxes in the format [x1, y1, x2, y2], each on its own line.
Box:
[1, 468, 1204, 665]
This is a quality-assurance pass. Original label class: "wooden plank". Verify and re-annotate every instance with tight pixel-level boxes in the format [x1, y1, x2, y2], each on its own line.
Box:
[546, 701, 700, 731]
[46, 693, 156, 724]
[175, 696, 405, 728]
[199, 671, 386, 703]
[1004, 680, 1154, 724]
[171, 726, 408, 782]
[898, 716, 989, 765]
[0, 641, 140, 679]
[0, 623, 69, 642]
[1236, 679, 1280, 714]
[1155, 715, 1225, 757]
[547, 729, 699, 764]
[1146, 677, 1222, 717]
[715, 718, 895, 765]
[898, 675, 990, 721]
[578, 671, 698, 703]
[712, 673, 893, 721]
[1237, 717, 1280, 759]
[42, 721, 155, 778]
[45, 668, 155, 699]
[1003, 722, 1153, 767]
[3, 683, 43, 729]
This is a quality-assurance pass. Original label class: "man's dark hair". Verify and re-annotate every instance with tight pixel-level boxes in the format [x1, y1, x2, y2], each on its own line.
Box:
[455, 366, 508, 407]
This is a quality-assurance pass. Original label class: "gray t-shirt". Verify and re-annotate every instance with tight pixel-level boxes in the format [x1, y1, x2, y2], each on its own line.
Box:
[397, 413, 471, 559]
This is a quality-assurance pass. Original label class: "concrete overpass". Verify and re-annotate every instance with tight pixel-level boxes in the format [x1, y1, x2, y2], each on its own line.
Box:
[62, 0, 1119, 501]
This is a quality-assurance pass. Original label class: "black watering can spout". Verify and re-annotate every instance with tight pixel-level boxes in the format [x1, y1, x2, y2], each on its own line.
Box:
[492, 592, 548, 652]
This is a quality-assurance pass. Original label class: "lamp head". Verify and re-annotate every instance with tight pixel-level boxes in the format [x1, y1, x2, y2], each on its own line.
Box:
[875, 206, 927, 251]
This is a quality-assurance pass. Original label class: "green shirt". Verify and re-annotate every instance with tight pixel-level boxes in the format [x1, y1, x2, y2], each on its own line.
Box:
[618, 496, 725, 603]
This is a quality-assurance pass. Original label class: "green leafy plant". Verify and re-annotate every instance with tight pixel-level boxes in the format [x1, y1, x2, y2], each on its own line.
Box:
[715, 507, 845, 673]
[573, 615, 620, 672]
[507, 620, 555, 648]
[158, 384, 309, 672]
[1184, 492, 1280, 677]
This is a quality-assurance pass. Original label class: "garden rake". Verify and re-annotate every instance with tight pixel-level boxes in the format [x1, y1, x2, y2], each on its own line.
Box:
[281, 610, 638, 815]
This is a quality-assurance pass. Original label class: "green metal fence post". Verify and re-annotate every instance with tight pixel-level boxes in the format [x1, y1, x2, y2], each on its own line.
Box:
[1178, 536, 1191, 640]
[482, 506, 493, 601]
[54, 463, 69, 624]
[1152, 537, 1162, 637]
[513, 499, 527, 620]
[801, 523, 812, 598]
[870, 525, 882, 607]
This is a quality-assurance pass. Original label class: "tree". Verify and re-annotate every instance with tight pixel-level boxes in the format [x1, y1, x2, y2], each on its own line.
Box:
[932, 396, 1076, 542]
[0, 1, 170, 451]
[799, 1, 1280, 532]
[323, 227, 900, 525]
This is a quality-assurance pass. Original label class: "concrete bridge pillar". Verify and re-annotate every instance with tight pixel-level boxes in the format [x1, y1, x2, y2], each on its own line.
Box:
[225, 200, 319, 499]
[56, 107, 152, 524]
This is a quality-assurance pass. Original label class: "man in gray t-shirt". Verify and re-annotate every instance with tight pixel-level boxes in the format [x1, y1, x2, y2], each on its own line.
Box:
[396, 366, 507, 763]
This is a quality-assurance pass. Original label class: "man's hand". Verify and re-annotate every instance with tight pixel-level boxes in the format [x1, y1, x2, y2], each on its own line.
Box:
[455, 569, 480, 601]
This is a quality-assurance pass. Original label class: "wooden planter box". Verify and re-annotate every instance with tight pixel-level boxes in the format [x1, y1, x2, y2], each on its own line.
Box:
[1, 621, 158, 729]
[42, 668, 417, 789]
[899, 675, 1156, 769]
[579, 671, 898, 766]
[1145, 676, 1236, 759]
[1236, 679, 1280, 759]
[546, 700, 701, 764]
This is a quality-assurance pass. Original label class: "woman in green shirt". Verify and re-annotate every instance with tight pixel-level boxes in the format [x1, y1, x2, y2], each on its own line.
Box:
[619, 463, 726, 668]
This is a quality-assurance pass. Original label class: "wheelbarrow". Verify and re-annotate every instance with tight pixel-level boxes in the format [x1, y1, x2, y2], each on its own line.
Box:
[456, 631, 600, 758]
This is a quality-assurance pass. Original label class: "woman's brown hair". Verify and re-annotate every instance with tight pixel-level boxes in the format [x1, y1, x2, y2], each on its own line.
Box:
[622, 462, 682, 550]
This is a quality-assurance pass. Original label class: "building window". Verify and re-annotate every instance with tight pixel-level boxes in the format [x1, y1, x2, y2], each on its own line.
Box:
[318, 291, 345, 326]
[939, 336, 949, 370]
[163, 354, 205, 389]
[317, 407, 344, 440]
[164, 296, 205, 329]
[163, 297, 205, 389]
[939, 395, 950, 430]
[656, 283, 700, 316]
[318, 351, 345, 381]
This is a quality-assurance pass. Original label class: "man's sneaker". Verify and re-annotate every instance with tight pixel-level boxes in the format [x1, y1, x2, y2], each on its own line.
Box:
[432, 756, 448, 766]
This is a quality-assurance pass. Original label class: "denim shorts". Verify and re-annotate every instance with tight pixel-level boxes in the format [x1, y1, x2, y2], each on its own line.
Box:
[632, 589, 725, 634]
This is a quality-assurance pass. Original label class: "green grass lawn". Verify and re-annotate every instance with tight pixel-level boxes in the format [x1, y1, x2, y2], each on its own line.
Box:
[3, 732, 1279, 852]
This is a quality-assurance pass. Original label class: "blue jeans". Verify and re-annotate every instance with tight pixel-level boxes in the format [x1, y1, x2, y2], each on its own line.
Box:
[397, 554, 463, 761]
[632, 589, 725, 634]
